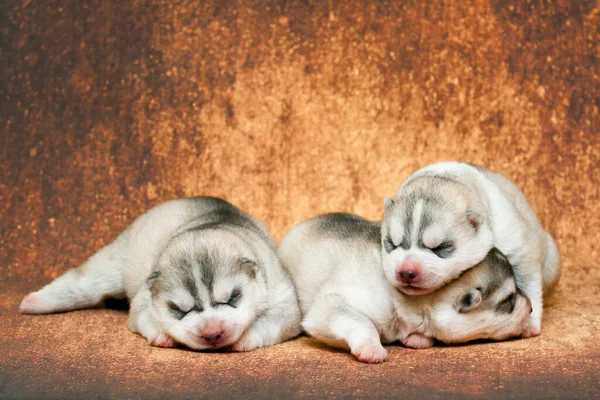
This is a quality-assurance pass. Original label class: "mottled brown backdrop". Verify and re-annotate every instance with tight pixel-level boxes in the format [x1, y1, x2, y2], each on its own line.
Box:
[1, 0, 599, 398]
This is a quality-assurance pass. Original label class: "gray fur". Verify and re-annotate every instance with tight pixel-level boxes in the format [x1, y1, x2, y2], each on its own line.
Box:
[387, 184, 479, 251]
[461, 248, 523, 314]
[181, 196, 276, 246]
[383, 161, 561, 336]
[279, 213, 532, 360]
[314, 213, 381, 244]
[20, 196, 302, 352]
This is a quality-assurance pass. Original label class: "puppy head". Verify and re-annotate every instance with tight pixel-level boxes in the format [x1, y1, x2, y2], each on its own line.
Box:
[382, 178, 494, 294]
[147, 230, 267, 350]
[428, 248, 531, 343]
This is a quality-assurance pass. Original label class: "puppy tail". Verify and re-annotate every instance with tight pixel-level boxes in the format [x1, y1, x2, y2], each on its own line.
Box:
[19, 233, 128, 314]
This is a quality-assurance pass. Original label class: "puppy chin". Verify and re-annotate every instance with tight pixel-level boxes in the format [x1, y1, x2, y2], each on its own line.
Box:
[396, 285, 436, 295]
[182, 336, 237, 351]
[171, 328, 241, 351]
[391, 275, 441, 295]
[385, 271, 435, 295]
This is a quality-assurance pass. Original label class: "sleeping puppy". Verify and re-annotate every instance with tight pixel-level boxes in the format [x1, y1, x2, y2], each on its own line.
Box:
[278, 213, 532, 363]
[20, 197, 301, 351]
[382, 161, 560, 337]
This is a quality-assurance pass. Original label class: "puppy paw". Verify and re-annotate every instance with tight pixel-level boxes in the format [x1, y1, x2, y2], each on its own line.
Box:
[521, 326, 541, 338]
[150, 333, 177, 348]
[351, 342, 388, 363]
[521, 317, 541, 338]
[401, 333, 435, 349]
[19, 292, 50, 314]
[232, 333, 263, 352]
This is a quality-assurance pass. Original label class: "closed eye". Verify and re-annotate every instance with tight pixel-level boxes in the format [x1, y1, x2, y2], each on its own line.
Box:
[429, 241, 455, 258]
[384, 234, 409, 253]
[226, 288, 242, 308]
[216, 288, 242, 308]
[168, 302, 191, 320]
[496, 293, 516, 314]
[502, 293, 515, 304]
[384, 234, 397, 253]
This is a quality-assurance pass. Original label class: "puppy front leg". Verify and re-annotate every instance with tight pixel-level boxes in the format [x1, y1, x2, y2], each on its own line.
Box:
[232, 285, 302, 352]
[514, 261, 543, 337]
[400, 333, 435, 349]
[128, 289, 176, 348]
[302, 294, 388, 363]
[521, 275, 543, 337]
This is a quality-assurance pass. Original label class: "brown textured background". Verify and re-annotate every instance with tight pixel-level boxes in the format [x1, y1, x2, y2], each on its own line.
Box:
[1, 0, 599, 398]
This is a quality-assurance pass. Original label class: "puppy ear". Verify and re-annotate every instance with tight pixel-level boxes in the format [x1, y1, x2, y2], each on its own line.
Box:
[146, 270, 160, 290]
[384, 197, 395, 208]
[488, 248, 509, 264]
[456, 288, 482, 313]
[239, 258, 258, 279]
[466, 212, 482, 232]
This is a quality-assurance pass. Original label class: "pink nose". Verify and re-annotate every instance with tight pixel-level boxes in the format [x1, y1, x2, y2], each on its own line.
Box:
[201, 322, 225, 344]
[397, 259, 421, 284]
[201, 330, 224, 344]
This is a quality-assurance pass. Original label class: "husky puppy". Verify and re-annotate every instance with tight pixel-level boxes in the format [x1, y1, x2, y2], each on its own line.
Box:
[278, 213, 532, 363]
[381, 161, 560, 337]
[20, 197, 302, 351]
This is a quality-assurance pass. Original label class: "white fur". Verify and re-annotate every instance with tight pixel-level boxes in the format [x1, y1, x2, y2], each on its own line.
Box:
[20, 197, 302, 352]
[278, 214, 531, 363]
[411, 199, 424, 244]
[383, 209, 493, 295]
[383, 161, 561, 336]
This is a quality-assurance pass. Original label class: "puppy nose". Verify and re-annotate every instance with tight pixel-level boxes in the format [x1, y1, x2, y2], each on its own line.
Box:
[397, 259, 421, 284]
[202, 330, 224, 344]
[399, 270, 417, 281]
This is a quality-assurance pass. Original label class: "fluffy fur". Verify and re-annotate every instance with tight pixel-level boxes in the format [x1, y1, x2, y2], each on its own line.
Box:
[20, 197, 302, 351]
[381, 161, 561, 337]
[278, 213, 531, 363]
